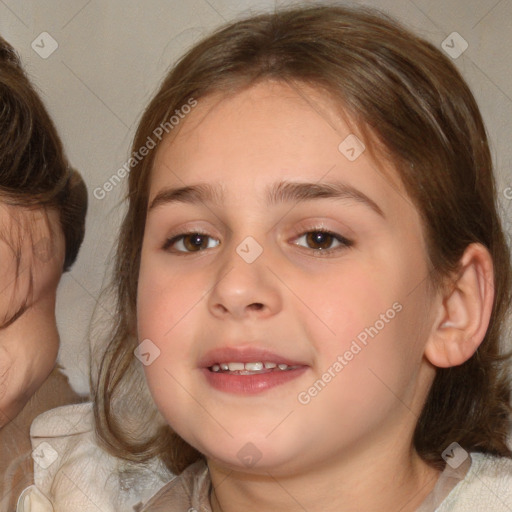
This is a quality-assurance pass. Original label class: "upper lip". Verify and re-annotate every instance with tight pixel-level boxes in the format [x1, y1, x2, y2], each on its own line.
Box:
[199, 346, 307, 368]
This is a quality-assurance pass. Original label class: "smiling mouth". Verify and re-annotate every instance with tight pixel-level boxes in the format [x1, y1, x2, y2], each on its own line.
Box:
[209, 362, 302, 375]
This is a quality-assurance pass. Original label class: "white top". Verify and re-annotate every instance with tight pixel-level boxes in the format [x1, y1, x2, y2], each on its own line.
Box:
[421, 451, 512, 511]
[139, 451, 512, 511]
[16, 402, 173, 512]
[16, 403, 512, 511]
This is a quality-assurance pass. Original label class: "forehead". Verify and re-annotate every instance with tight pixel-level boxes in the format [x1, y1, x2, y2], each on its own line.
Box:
[154, 81, 356, 169]
[149, 80, 412, 223]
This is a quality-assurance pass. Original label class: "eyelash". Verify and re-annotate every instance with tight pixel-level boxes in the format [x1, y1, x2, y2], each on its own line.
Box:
[162, 228, 353, 256]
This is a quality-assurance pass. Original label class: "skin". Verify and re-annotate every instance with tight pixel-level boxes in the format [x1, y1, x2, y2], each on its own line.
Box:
[0, 205, 65, 427]
[137, 80, 494, 512]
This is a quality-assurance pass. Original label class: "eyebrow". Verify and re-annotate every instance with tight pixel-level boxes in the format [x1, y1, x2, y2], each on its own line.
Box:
[148, 180, 385, 218]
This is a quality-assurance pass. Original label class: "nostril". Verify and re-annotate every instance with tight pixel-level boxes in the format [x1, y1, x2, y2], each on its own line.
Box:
[248, 303, 264, 311]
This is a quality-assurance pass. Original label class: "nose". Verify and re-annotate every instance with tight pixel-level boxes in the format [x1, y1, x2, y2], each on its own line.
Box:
[207, 241, 282, 320]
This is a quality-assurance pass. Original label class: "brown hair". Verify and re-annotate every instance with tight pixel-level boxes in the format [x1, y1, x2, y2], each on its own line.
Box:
[0, 36, 88, 328]
[93, 4, 512, 473]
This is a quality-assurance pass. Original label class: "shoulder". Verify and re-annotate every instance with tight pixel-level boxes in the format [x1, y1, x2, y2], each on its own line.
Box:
[439, 452, 512, 511]
[30, 401, 93, 437]
[0, 369, 82, 512]
[140, 459, 210, 512]
[18, 402, 174, 512]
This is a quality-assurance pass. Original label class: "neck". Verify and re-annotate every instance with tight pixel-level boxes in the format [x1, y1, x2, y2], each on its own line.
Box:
[208, 445, 440, 512]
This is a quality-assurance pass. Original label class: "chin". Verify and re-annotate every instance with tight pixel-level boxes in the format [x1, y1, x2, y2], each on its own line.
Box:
[192, 432, 305, 475]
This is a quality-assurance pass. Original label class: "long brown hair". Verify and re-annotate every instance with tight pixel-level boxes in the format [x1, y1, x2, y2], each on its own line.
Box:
[93, 4, 512, 474]
[0, 36, 87, 328]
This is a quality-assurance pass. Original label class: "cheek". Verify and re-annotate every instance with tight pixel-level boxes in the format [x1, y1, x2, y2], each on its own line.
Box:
[136, 253, 211, 385]
[137, 263, 210, 436]
[137, 253, 197, 338]
[298, 254, 424, 382]
[296, 262, 395, 351]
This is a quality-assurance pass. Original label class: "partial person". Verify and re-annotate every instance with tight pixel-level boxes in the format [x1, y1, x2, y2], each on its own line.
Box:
[0, 36, 87, 511]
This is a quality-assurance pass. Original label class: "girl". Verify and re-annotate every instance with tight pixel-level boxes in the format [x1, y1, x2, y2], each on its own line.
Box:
[0, 36, 87, 510]
[93, 4, 512, 511]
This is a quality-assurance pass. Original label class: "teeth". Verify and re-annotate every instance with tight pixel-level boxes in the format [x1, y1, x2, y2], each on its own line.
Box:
[245, 362, 264, 371]
[210, 361, 294, 372]
[227, 362, 245, 371]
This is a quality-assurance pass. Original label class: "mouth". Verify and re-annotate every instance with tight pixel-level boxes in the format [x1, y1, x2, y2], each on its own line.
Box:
[208, 361, 302, 375]
[200, 348, 308, 394]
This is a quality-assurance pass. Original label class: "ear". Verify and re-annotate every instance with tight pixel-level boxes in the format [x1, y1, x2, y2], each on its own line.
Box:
[424, 243, 494, 368]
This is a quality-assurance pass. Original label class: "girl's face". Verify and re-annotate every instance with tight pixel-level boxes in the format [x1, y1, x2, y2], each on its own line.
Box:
[138, 81, 438, 474]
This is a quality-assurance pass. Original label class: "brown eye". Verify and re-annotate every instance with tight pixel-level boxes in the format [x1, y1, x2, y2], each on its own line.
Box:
[182, 234, 209, 252]
[163, 233, 220, 253]
[305, 231, 335, 250]
[294, 230, 351, 253]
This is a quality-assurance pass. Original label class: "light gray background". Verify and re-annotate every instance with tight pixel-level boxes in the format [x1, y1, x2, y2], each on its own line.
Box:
[1, 0, 511, 395]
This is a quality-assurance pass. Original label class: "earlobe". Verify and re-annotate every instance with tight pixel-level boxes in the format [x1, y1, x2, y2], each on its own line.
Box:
[424, 243, 494, 369]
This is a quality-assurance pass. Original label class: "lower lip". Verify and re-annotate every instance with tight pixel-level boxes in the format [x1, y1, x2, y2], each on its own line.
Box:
[201, 367, 308, 394]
